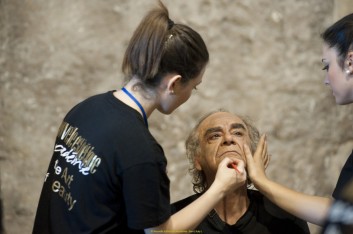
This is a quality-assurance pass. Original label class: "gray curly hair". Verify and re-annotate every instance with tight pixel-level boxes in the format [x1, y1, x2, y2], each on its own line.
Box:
[185, 109, 260, 194]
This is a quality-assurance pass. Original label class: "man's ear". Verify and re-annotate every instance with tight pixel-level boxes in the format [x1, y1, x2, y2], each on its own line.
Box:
[345, 51, 353, 74]
[166, 74, 182, 94]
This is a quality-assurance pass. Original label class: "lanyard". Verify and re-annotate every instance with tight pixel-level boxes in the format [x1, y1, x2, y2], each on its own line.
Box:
[121, 87, 148, 128]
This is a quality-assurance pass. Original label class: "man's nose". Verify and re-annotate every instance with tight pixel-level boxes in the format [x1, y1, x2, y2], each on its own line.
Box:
[222, 134, 236, 145]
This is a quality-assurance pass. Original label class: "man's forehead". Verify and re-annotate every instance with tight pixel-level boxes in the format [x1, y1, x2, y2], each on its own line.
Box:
[199, 112, 246, 131]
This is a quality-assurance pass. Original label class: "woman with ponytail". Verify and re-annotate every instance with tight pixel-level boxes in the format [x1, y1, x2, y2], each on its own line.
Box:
[33, 1, 246, 233]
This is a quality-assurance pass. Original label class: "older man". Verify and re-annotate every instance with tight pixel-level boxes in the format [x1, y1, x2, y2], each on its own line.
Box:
[172, 110, 310, 234]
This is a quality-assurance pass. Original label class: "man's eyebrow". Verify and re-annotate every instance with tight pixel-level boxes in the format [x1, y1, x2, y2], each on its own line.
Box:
[231, 123, 246, 130]
[203, 123, 246, 137]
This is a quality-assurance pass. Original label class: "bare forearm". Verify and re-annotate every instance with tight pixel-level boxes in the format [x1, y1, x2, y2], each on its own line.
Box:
[255, 177, 332, 225]
[173, 183, 226, 228]
[244, 136, 332, 225]
[145, 184, 224, 234]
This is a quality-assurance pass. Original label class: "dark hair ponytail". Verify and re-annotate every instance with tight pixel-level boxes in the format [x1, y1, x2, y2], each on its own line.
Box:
[122, 1, 209, 88]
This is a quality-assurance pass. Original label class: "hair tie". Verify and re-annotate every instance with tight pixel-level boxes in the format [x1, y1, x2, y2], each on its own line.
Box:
[168, 19, 174, 30]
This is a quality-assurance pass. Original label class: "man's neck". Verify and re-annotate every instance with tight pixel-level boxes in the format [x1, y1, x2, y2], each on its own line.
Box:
[213, 186, 249, 225]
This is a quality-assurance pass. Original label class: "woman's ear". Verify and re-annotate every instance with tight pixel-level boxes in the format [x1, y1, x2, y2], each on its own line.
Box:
[166, 74, 182, 94]
[345, 51, 353, 75]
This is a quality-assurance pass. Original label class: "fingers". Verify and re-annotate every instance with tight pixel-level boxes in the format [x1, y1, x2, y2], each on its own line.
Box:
[244, 134, 270, 170]
[214, 157, 247, 194]
[232, 158, 245, 172]
[218, 157, 233, 168]
[260, 135, 270, 169]
[254, 134, 267, 160]
[264, 154, 271, 169]
[219, 157, 245, 173]
[244, 143, 253, 164]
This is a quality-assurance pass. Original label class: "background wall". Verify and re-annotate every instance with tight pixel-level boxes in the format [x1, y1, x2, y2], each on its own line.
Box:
[1, 0, 353, 233]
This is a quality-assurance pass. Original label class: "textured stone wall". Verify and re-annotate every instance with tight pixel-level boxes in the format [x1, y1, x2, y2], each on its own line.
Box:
[1, 0, 353, 233]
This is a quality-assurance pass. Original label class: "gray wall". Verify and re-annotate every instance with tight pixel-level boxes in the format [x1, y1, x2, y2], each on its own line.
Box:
[1, 0, 353, 233]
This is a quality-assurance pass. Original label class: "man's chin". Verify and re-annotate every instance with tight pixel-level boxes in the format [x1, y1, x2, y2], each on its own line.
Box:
[219, 154, 244, 163]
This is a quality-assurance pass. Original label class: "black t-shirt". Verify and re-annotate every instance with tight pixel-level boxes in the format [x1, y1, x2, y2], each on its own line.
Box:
[333, 150, 353, 199]
[172, 190, 310, 234]
[33, 91, 171, 234]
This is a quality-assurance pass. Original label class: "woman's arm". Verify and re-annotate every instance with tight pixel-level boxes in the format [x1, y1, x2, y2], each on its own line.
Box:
[251, 172, 332, 225]
[145, 157, 247, 234]
[245, 135, 332, 226]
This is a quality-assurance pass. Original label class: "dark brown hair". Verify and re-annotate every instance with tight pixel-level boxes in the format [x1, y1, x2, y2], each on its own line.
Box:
[122, 1, 209, 89]
[321, 13, 353, 68]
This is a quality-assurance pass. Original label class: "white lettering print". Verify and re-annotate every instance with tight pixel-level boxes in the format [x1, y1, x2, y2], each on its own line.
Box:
[54, 159, 62, 175]
[55, 122, 102, 175]
[328, 200, 353, 225]
[323, 200, 353, 234]
[50, 163, 77, 211]
[44, 173, 50, 182]
[51, 180, 76, 211]
[54, 144, 100, 175]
